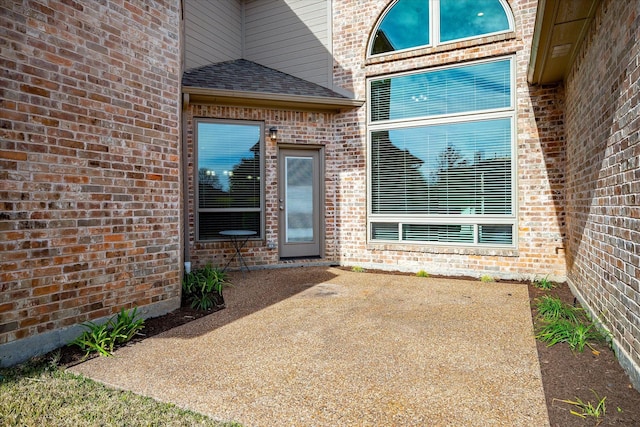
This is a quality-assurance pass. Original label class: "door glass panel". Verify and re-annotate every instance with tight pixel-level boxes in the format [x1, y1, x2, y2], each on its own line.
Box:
[286, 156, 314, 242]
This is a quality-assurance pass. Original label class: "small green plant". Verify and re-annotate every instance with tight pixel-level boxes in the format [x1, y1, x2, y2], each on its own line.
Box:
[533, 274, 554, 290]
[568, 323, 600, 352]
[72, 307, 145, 358]
[534, 296, 607, 352]
[183, 264, 231, 310]
[554, 390, 606, 420]
[480, 274, 494, 282]
[535, 316, 603, 353]
[416, 270, 429, 277]
[72, 321, 114, 357]
[536, 295, 581, 323]
[351, 266, 365, 273]
[112, 307, 146, 345]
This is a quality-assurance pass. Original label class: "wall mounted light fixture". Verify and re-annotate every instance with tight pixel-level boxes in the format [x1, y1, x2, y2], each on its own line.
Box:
[269, 127, 278, 141]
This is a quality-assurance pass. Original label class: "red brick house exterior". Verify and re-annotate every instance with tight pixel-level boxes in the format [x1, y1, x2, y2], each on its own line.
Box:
[562, 0, 640, 388]
[1, 0, 638, 391]
[1, 0, 182, 365]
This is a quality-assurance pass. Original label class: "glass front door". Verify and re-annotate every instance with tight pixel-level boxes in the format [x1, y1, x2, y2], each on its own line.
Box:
[279, 148, 322, 258]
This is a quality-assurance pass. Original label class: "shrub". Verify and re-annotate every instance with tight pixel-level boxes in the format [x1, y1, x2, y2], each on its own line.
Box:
[416, 270, 429, 277]
[183, 264, 231, 311]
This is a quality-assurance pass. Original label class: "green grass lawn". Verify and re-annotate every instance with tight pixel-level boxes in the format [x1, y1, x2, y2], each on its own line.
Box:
[0, 354, 241, 427]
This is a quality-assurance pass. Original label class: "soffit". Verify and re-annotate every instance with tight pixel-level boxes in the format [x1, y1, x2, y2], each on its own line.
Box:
[528, 0, 600, 84]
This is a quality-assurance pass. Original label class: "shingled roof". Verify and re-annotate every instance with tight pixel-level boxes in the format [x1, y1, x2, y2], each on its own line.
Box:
[183, 59, 345, 98]
[182, 59, 363, 112]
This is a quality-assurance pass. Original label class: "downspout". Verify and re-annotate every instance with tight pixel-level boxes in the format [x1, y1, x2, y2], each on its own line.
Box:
[179, 0, 190, 275]
[182, 92, 191, 274]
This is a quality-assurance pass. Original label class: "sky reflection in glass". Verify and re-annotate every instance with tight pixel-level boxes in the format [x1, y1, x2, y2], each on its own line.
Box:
[440, 0, 510, 42]
[371, 59, 511, 122]
[371, 0, 511, 55]
[373, 0, 429, 54]
[198, 123, 260, 192]
[387, 118, 511, 180]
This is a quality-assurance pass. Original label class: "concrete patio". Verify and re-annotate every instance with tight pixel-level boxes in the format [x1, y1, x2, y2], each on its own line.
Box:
[70, 266, 549, 426]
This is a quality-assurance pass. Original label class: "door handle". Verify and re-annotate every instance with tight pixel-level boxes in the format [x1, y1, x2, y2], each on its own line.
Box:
[279, 205, 284, 210]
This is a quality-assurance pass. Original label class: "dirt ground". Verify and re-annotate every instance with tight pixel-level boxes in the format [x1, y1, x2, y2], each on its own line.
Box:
[528, 281, 640, 426]
[58, 268, 640, 426]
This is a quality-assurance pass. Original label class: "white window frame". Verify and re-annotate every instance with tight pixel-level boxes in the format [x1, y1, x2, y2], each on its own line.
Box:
[366, 56, 517, 248]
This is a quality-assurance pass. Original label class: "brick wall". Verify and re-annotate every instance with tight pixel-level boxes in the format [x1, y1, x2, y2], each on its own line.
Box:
[0, 0, 182, 366]
[184, 104, 338, 269]
[331, 0, 567, 280]
[186, 0, 568, 282]
[564, 0, 640, 388]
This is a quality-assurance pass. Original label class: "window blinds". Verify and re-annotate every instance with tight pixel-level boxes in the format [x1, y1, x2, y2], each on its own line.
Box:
[196, 121, 262, 240]
[371, 60, 511, 122]
[368, 58, 515, 246]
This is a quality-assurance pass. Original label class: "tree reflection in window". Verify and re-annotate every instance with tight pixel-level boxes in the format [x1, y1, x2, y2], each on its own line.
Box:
[196, 121, 262, 240]
[368, 56, 515, 246]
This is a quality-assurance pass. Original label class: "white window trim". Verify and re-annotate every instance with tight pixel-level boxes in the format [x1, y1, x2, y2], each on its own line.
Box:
[366, 55, 518, 249]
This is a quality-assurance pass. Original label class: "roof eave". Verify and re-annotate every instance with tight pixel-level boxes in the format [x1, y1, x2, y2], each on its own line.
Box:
[183, 86, 364, 113]
[528, 0, 600, 85]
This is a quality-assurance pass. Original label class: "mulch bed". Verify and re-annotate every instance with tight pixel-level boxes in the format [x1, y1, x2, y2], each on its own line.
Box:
[55, 273, 640, 426]
[57, 304, 218, 367]
[529, 281, 640, 426]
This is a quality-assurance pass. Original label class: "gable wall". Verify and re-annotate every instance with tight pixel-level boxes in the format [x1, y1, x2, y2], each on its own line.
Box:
[0, 0, 182, 366]
[564, 0, 640, 388]
[244, 0, 332, 89]
[183, 0, 333, 90]
[183, 0, 243, 70]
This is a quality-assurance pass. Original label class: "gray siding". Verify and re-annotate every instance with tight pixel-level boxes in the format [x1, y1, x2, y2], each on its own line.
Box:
[183, 0, 333, 90]
[244, 0, 332, 88]
[184, 0, 243, 71]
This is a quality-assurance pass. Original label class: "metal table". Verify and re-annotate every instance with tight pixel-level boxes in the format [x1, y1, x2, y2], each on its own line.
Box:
[219, 230, 256, 274]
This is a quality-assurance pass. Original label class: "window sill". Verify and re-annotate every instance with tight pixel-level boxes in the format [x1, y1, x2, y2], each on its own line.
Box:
[366, 242, 518, 257]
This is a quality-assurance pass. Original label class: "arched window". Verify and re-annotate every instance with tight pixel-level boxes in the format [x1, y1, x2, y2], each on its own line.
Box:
[367, 1, 517, 248]
[370, 0, 513, 56]
[371, 0, 430, 55]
